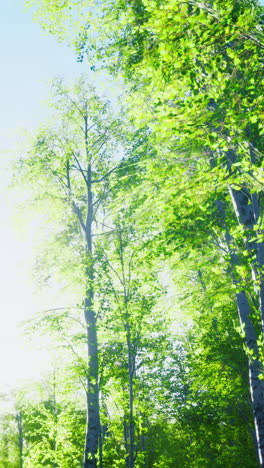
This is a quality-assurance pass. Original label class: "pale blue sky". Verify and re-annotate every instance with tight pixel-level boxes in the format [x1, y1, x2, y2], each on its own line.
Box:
[0, 0, 86, 148]
[0, 0, 89, 389]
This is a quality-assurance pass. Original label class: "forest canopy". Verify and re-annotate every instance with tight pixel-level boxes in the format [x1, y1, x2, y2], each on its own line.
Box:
[1, 1, 264, 467]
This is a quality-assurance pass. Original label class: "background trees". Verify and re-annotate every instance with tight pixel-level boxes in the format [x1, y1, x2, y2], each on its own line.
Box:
[1, 0, 263, 466]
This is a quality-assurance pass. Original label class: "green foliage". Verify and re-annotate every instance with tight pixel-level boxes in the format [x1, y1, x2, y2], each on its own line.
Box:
[14, 1, 264, 465]
[0, 413, 20, 468]
[23, 399, 85, 467]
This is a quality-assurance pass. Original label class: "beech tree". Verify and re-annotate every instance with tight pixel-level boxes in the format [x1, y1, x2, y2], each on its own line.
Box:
[16, 76, 123, 468]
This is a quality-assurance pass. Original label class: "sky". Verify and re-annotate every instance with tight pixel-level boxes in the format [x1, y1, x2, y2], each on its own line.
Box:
[0, 0, 111, 391]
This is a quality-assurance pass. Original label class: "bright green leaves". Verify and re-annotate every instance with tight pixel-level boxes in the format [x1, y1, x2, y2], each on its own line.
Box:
[20, 0, 264, 465]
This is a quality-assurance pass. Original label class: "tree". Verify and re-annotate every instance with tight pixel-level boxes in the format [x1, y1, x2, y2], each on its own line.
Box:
[16, 76, 123, 468]
[95, 216, 164, 467]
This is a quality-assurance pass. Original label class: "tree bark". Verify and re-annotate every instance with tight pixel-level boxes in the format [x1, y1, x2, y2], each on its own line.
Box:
[16, 411, 23, 468]
[215, 196, 264, 466]
[127, 327, 135, 468]
[229, 186, 264, 332]
[51, 369, 58, 468]
[225, 215, 264, 467]
[84, 289, 100, 468]
[83, 113, 100, 468]
[235, 289, 264, 467]
[124, 414, 130, 468]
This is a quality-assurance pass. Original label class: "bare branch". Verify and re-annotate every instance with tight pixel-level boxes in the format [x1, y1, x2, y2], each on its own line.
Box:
[66, 159, 71, 190]
[90, 140, 109, 165]
[104, 268, 122, 306]
[127, 246, 143, 296]
[59, 336, 88, 392]
[95, 220, 114, 230]
[72, 152, 88, 186]
[91, 164, 120, 184]
[103, 252, 124, 286]
[92, 230, 115, 237]
[90, 133, 107, 149]
[93, 188, 112, 220]
[117, 226, 128, 299]
[72, 200, 87, 233]
[56, 84, 86, 118]
[38, 307, 86, 329]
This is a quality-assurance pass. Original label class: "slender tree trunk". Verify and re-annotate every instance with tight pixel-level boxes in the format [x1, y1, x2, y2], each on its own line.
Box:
[51, 369, 58, 468]
[16, 411, 23, 468]
[83, 113, 100, 468]
[124, 413, 130, 468]
[127, 328, 135, 468]
[141, 432, 146, 467]
[235, 289, 264, 467]
[84, 295, 100, 468]
[224, 210, 264, 467]
[117, 224, 136, 468]
[139, 413, 147, 468]
[215, 195, 264, 465]
[98, 406, 103, 468]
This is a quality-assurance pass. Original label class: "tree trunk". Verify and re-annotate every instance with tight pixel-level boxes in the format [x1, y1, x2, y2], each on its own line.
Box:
[235, 289, 264, 467]
[216, 195, 264, 466]
[16, 411, 23, 468]
[83, 291, 100, 468]
[229, 187, 264, 331]
[51, 369, 58, 468]
[83, 114, 100, 468]
[224, 208, 264, 466]
[124, 414, 130, 468]
[127, 328, 135, 468]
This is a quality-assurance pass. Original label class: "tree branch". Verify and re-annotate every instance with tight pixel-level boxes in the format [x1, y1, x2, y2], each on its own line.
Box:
[72, 152, 88, 187]
[91, 164, 120, 184]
